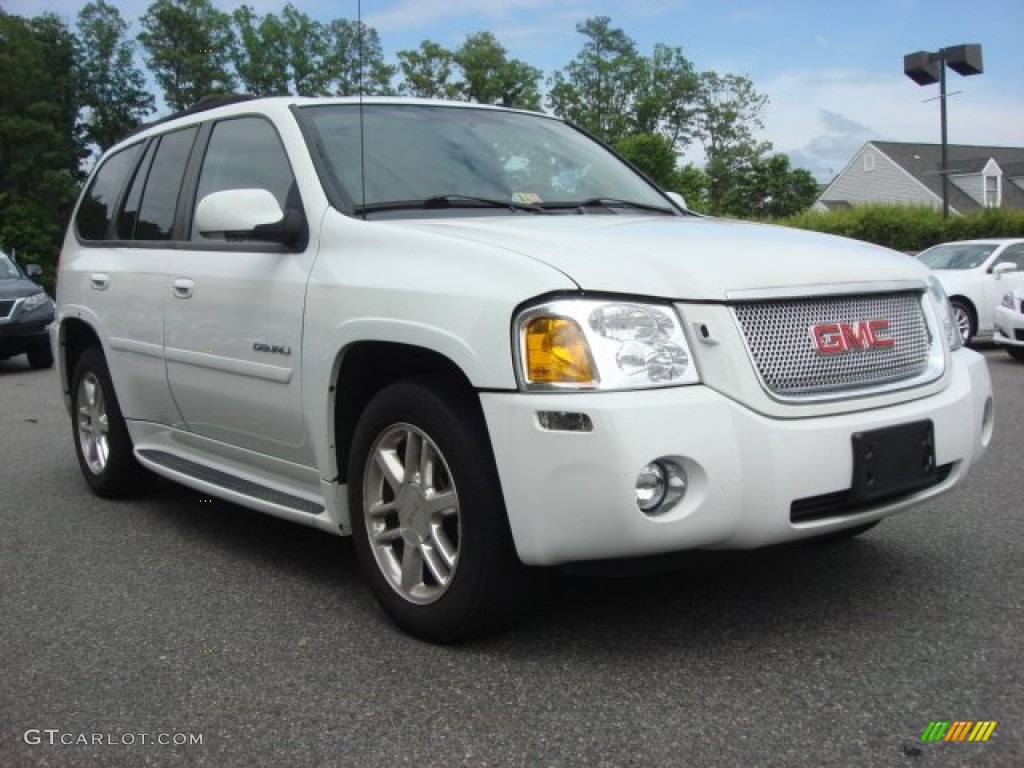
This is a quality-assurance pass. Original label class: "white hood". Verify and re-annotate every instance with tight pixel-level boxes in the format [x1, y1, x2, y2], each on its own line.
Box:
[389, 215, 929, 301]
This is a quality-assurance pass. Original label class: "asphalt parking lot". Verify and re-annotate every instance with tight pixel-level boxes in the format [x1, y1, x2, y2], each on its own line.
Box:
[1, 348, 1021, 767]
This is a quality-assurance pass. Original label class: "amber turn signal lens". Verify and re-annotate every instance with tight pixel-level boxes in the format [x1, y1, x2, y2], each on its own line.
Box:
[524, 316, 597, 384]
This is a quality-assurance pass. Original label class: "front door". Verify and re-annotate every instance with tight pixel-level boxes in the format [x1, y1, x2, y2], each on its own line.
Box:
[163, 115, 316, 465]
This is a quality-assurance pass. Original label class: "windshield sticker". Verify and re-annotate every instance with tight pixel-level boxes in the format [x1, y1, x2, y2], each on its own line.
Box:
[512, 192, 543, 205]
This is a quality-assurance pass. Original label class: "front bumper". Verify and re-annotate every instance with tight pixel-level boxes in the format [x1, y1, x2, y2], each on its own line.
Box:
[993, 304, 1024, 348]
[481, 349, 992, 566]
[0, 307, 53, 357]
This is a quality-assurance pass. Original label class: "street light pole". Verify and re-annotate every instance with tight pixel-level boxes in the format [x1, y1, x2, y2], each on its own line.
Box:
[903, 44, 983, 219]
[939, 53, 949, 219]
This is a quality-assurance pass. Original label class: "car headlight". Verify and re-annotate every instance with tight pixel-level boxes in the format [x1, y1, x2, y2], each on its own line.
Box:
[926, 276, 962, 351]
[21, 291, 50, 312]
[515, 299, 700, 390]
[1001, 292, 1015, 310]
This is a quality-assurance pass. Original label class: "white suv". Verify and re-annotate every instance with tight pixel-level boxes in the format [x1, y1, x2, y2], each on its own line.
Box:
[55, 97, 994, 641]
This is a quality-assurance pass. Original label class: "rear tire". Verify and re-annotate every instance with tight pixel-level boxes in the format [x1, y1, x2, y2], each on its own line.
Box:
[348, 379, 541, 643]
[70, 346, 155, 497]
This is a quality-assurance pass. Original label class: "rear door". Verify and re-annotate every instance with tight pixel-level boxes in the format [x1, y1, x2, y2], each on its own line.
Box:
[67, 136, 186, 426]
[163, 115, 316, 466]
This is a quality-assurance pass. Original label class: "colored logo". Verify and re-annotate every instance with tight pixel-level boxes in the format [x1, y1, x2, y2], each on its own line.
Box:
[810, 319, 895, 354]
[921, 721, 997, 742]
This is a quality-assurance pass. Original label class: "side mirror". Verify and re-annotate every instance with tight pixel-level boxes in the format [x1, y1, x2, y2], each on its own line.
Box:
[665, 191, 688, 210]
[24, 263, 43, 278]
[195, 189, 304, 246]
[992, 262, 1018, 278]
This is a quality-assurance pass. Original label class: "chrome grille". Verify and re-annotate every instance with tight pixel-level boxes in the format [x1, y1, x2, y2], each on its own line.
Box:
[732, 292, 932, 397]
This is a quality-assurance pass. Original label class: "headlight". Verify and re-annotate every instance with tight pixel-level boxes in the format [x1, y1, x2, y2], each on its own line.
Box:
[21, 291, 50, 312]
[515, 299, 700, 390]
[926, 276, 962, 351]
[1001, 292, 1015, 310]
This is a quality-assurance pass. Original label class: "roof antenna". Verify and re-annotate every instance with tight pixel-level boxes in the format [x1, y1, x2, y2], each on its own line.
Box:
[357, 0, 367, 219]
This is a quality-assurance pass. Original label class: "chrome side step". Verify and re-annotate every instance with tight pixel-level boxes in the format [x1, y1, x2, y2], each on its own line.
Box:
[138, 449, 324, 515]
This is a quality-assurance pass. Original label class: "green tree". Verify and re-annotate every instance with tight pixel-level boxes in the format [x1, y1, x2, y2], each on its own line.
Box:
[613, 133, 678, 188]
[454, 32, 541, 109]
[230, 5, 290, 96]
[0, 11, 86, 276]
[673, 164, 710, 211]
[397, 40, 460, 99]
[279, 3, 329, 95]
[325, 19, 395, 96]
[76, 0, 154, 151]
[720, 154, 820, 218]
[632, 44, 698, 149]
[548, 16, 642, 142]
[138, 0, 236, 111]
[692, 71, 771, 211]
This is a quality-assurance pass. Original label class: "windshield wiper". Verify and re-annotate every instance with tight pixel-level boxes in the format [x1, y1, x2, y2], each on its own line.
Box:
[539, 197, 676, 214]
[354, 194, 549, 215]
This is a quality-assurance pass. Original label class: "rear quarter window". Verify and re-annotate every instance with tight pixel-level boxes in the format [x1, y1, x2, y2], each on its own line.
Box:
[75, 143, 144, 241]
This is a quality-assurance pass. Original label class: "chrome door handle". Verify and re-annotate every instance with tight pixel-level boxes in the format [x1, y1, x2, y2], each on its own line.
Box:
[89, 273, 110, 291]
[172, 278, 194, 299]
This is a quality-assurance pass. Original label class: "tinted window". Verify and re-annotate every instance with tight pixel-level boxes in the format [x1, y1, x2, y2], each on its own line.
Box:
[75, 143, 144, 241]
[135, 127, 198, 241]
[993, 244, 1024, 269]
[0, 253, 21, 279]
[192, 117, 298, 241]
[116, 140, 158, 240]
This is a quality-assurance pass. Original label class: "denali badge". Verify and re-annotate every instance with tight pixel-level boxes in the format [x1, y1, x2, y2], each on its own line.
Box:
[811, 320, 894, 354]
[253, 342, 292, 356]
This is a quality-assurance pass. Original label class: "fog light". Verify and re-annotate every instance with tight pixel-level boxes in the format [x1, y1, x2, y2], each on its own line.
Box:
[635, 462, 667, 511]
[635, 460, 688, 516]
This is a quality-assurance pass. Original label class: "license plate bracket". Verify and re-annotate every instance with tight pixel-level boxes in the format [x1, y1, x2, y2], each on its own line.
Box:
[851, 420, 936, 503]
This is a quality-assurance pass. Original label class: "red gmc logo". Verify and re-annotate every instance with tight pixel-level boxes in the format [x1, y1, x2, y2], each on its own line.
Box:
[810, 319, 895, 354]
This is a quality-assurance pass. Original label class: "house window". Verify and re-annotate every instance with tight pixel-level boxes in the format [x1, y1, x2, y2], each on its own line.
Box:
[863, 153, 875, 172]
[984, 175, 1000, 207]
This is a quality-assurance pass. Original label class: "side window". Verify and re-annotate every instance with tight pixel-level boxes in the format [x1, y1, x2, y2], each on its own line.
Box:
[75, 143, 144, 241]
[192, 117, 299, 241]
[135, 126, 198, 241]
[116, 140, 158, 240]
[994, 245, 1024, 269]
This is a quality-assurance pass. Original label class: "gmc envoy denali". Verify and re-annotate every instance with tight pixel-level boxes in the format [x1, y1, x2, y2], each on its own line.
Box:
[54, 97, 993, 641]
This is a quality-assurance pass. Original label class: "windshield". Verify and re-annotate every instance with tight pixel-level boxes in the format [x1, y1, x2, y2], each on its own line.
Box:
[0, 253, 22, 279]
[299, 104, 672, 215]
[917, 243, 997, 270]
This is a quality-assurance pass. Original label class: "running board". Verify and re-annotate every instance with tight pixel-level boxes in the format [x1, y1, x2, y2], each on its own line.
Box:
[138, 449, 324, 515]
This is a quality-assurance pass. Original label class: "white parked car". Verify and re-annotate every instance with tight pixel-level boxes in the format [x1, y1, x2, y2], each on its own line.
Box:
[54, 97, 994, 641]
[916, 238, 1024, 344]
[994, 288, 1024, 361]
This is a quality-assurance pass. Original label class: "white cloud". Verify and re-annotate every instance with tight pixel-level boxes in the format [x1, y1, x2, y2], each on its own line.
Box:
[757, 68, 1024, 181]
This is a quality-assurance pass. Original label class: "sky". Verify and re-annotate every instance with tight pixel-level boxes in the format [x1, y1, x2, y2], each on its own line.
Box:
[4, 0, 1022, 181]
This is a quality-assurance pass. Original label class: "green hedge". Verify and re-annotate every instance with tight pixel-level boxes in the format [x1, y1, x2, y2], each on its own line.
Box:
[776, 206, 1024, 252]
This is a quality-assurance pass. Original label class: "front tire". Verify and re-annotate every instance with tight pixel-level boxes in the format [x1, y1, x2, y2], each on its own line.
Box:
[27, 341, 53, 369]
[348, 379, 540, 642]
[70, 346, 154, 497]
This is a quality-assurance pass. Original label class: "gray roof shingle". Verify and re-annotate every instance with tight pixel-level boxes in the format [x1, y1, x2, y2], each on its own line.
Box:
[871, 141, 1024, 212]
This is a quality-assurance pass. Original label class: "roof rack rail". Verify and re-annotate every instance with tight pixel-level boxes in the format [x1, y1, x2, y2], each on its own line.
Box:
[118, 94, 257, 143]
